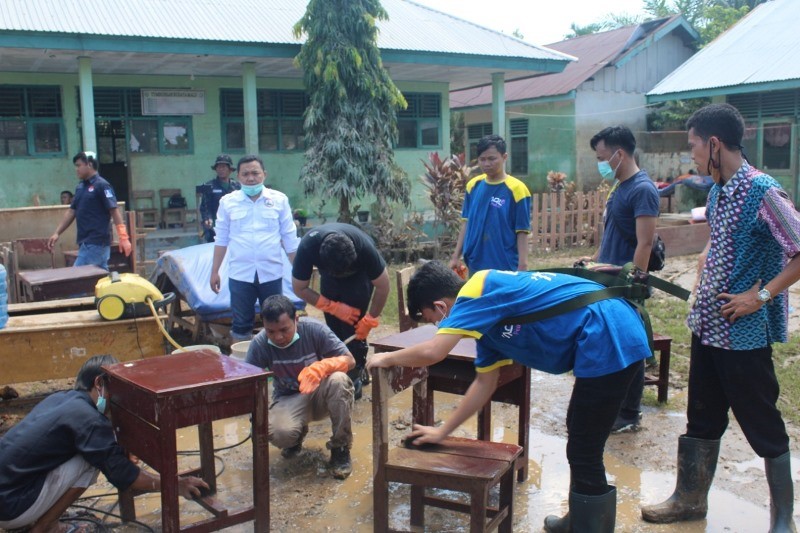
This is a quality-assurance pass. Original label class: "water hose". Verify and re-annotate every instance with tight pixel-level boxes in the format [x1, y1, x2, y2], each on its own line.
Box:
[146, 296, 183, 351]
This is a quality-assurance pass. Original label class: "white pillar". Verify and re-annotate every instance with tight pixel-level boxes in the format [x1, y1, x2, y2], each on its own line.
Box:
[491, 72, 505, 138]
[78, 57, 97, 153]
[242, 62, 258, 155]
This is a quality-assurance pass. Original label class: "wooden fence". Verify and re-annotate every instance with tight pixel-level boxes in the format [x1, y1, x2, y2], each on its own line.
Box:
[531, 191, 605, 251]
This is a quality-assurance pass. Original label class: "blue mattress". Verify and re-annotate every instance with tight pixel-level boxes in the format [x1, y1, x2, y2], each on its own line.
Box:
[151, 243, 303, 321]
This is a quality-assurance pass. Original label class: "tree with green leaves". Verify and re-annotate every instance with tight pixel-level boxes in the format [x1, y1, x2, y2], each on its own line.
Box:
[293, 0, 410, 222]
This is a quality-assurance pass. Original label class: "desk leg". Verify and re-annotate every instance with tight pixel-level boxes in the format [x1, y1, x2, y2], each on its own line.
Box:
[198, 422, 217, 493]
[160, 421, 180, 533]
[413, 387, 435, 427]
[517, 368, 531, 482]
[253, 379, 270, 532]
[658, 343, 671, 403]
[476, 402, 491, 441]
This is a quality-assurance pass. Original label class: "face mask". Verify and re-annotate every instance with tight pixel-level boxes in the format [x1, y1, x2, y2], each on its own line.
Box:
[597, 150, 621, 180]
[96, 386, 107, 414]
[241, 183, 263, 197]
[707, 140, 722, 184]
[268, 332, 300, 349]
[433, 304, 449, 327]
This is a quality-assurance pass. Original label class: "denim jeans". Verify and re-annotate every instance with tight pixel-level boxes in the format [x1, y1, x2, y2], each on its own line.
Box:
[566, 361, 640, 495]
[74, 243, 110, 270]
[229, 274, 282, 340]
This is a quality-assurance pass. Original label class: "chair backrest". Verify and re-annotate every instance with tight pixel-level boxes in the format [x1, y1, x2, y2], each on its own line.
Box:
[13, 238, 55, 269]
[371, 365, 429, 472]
[130, 190, 156, 210]
[396, 266, 417, 332]
[159, 188, 183, 208]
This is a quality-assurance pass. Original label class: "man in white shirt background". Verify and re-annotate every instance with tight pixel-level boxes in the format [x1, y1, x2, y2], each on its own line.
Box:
[210, 155, 300, 342]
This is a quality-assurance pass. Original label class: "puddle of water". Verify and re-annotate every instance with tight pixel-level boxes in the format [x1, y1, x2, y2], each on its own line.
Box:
[79, 388, 782, 532]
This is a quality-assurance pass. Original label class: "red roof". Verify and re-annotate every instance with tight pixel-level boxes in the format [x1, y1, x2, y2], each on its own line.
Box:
[451, 17, 683, 108]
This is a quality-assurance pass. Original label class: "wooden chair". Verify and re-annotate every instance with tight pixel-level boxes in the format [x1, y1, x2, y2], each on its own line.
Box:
[130, 190, 160, 229]
[159, 188, 187, 229]
[372, 364, 521, 532]
[396, 265, 417, 332]
[645, 333, 673, 403]
[12, 238, 56, 303]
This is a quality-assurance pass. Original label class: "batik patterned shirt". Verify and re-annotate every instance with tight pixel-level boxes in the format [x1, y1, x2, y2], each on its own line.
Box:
[687, 162, 800, 350]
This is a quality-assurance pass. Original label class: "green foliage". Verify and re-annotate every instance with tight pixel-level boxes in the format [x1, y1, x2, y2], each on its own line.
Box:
[647, 97, 710, 131]
[700, 4, 750, 43]
[294, 0, 411, 222]
[420, 152, 471, 256]
[565, 21, 611, 39]
[450, 112, 465, 156]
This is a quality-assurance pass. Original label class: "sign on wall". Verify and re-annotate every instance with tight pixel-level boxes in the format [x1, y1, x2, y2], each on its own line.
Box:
[141, 89, 206, 115]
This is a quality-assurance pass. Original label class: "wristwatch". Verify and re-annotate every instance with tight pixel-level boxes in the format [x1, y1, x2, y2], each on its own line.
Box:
[757, 288, 772, 304]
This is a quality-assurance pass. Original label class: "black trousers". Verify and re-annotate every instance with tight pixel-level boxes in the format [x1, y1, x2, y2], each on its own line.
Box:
[686, 335, 789, 459]
[566, 362, 640, 495]
[320, 271, 373, 370]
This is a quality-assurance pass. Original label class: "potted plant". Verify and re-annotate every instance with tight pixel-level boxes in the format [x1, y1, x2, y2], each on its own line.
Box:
[293, 208, 309, 227]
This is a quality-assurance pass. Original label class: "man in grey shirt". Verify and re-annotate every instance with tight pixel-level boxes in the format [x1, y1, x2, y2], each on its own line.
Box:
[246, 295, 355, 479]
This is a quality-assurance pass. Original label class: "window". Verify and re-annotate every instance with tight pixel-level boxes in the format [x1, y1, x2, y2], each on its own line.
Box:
[221, 89, 309, 152]
[0, 86, 64, 157]
[89, 88, 193, 155]
[397, 93, 441, 149]
[509, 118, 529, 175]
[762, 121, 793, 171]
[467, 123, 493, 162]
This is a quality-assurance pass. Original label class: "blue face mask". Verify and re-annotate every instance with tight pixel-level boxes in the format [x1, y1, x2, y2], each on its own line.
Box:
[241, 183, 263, 197]
[268, 332, 300, 349]
[96, 387, 107, 414]
[597, 150, 621, 180]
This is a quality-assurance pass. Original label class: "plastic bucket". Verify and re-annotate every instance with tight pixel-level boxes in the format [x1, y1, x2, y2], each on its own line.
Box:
[230, 341, 251, 361]
[171, 344, 222, 355]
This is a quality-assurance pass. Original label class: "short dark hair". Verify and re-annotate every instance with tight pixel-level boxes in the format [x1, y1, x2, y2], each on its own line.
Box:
[319, 233, 357, 275]
[74, 354, 119, 391]
[686, 103, 745, 148]
[261, 294, 296, 323]
[407, 261, 465, 321]
[73, 151, 99, 170]
[590, 126, 636, 156]
[237, 154, 265, 172]
[60, 190, 73, 198]
[476, 134, 507, 156]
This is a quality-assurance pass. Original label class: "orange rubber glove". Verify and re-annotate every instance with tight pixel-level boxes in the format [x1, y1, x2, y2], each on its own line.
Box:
[316, 296, 360, 325]
[354, 313, 379, 340]
[297, 355, 351, 394]
[116, 224, 132, 257]
[452, 264, 467, 280]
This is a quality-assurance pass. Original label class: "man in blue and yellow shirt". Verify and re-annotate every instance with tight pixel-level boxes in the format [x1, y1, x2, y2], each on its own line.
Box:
[367, 261, 651, 532]
[450, 134, 531, 273]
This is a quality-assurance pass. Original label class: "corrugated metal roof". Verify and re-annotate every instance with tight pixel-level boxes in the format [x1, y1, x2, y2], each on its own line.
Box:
[648, 0, 800, 99]
[451, 16, 685, 108]
[0, 0, 571, 62]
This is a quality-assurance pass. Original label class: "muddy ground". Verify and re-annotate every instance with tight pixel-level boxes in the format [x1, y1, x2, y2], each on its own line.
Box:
[2, 254, 799, 531]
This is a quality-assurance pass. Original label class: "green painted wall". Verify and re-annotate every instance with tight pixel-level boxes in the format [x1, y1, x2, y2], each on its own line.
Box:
[0, 73, 448, 219]
[517, 100, 576, 193]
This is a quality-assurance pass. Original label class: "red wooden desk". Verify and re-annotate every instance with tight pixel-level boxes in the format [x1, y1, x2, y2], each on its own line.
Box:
[17, 264, 108, 302]
[104, 351, 270, 532]
[371, 325, 531, 482]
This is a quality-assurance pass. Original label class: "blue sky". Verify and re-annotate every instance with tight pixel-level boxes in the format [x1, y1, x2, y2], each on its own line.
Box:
[414, 0, 648, 45]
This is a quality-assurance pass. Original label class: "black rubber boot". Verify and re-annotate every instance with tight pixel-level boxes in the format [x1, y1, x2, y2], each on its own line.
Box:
[765, 451, 798, 533]
[544, 487, 616, 533]
[641, 436, 720, 523]
[329, 446, 352, 480]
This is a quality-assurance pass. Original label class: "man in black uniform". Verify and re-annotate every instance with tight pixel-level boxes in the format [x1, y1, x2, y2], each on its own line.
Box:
[292, 223, 389, 399]
[0, 355, 207, 532]
[198, 154, 240, 243]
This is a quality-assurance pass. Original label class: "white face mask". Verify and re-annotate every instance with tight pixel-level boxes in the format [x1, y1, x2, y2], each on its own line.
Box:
[268, 332, 300, 349]
[96, 385, 107, 414]
[433, 303, 449, 327]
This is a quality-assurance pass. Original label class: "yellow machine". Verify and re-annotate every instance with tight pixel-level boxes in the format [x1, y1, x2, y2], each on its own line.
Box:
[95, 272, 174, 321]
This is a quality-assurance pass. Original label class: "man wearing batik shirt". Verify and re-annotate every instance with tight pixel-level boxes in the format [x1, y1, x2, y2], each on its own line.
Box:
[642, 104, 800, 532]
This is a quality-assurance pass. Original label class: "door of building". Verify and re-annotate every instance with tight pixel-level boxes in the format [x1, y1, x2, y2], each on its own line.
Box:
[96, 120, 130, 206]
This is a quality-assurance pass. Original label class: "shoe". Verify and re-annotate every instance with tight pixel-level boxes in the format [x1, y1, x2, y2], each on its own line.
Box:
[329, 446, 352, 479]
[352, 377, 363, 401]
[281, 442, 303, 459]
[611, 414, 641, 434]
